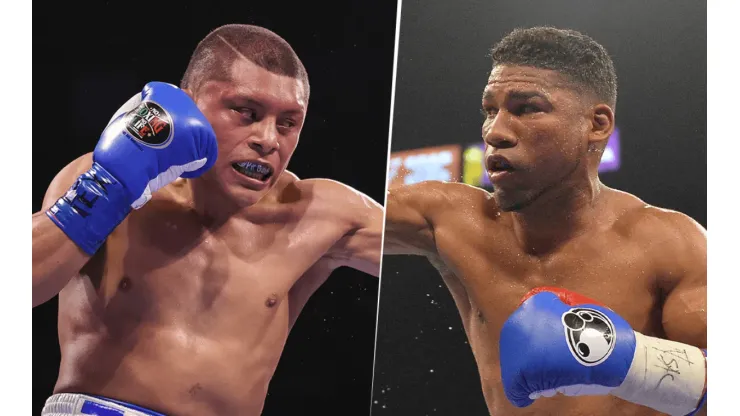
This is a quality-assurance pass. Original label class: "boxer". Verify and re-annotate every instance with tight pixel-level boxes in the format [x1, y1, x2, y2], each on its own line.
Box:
[384, 27, 706, 415]
[32, 25, 383, 415]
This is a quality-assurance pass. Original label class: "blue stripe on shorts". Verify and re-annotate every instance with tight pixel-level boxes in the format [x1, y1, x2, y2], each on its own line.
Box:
[79, 396, 167, 416]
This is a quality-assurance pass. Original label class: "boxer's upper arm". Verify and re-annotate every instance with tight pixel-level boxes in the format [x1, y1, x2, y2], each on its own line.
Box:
[33, 153, 95, 305]
[315, 180, 383, 277]
[656, 211, 707, 348]
[384, 181, 449, 256]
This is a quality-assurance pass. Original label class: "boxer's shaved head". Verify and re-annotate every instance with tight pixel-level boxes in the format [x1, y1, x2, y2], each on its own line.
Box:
[490, 26, 617, 109]
[181, 24, 310, 98]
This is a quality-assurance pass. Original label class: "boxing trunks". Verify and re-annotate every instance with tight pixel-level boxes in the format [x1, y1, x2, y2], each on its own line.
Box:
[42, 393, 166, 416]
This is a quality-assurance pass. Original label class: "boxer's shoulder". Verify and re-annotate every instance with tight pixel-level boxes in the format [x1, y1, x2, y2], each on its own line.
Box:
[631, 205, 706, 270]
[610, 191, 704, 243]
[407, 180, 487, 199]
[297, 177, 379, 209]
[390, 180, 490, 213]
[635, 206, 705, 238]
[607, 189, 705, 274]
[274, 176, 381, 225]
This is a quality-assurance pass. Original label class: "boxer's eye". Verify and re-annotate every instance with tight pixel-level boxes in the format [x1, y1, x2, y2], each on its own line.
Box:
[518, 104, 541, 115]
[481, 107, 498, 118]
[278, 119, 296, 129]
[235, 107, 257, 121]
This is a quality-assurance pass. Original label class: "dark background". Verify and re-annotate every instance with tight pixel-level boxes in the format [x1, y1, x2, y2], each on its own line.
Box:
[372, 0, 706, 415]
[33, 1, 397, 415]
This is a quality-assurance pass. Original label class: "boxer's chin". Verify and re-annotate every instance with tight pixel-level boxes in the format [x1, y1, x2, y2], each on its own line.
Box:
[229, 178, 276, 206]
[492, 188, 534, 212]
[201, 167, 274, 207]
[234, 187, 270, 206]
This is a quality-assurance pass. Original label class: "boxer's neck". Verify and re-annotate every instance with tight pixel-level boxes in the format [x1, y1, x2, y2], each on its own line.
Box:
[510, 174, 606, 255]
[186, 177, 289, 226]
[187, 178, 243, 226]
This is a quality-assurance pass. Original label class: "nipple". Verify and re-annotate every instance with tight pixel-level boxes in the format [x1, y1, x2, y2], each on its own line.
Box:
[118, 276, 132, 292]
[265, 294, 279, 308]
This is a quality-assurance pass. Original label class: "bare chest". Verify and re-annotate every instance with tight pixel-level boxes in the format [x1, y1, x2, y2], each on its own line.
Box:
[432, 219, 662, 335]
[85, 203, 345, 327]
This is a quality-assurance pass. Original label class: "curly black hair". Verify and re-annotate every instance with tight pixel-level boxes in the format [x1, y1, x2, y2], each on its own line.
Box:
[490, 27, 617, 109]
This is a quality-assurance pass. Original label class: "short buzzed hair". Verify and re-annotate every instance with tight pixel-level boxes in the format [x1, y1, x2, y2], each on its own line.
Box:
[181, 24, 310, 98]
[490, 26, 617, 109]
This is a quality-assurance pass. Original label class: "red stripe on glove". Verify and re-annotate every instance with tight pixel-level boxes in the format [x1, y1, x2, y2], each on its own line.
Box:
[519, 286, 609, 309]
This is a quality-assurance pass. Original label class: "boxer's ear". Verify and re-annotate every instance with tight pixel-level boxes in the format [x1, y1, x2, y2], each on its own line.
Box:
[587, 103, 615, 150]
[182, 87, 201, 108]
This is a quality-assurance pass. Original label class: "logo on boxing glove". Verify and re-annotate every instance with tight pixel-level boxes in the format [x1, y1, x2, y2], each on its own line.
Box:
[124, 101, 174, 148]
[561, 307, 616, 366]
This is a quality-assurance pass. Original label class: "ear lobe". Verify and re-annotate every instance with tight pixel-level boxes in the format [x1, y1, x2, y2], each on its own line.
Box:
[588, 104, 615, 147]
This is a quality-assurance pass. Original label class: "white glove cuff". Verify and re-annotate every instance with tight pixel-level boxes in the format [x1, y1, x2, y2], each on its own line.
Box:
[611, 331, 706, 416]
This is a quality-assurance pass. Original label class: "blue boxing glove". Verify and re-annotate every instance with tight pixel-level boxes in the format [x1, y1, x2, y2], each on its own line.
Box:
[500, 287, 707, 416]
[46, 82, 218, 255]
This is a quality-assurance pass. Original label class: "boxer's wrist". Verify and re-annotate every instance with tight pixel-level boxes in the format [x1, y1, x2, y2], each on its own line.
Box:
[611, 331, 706, 416]
[685, 349, 707, 416]
[46, 162, 132, 255]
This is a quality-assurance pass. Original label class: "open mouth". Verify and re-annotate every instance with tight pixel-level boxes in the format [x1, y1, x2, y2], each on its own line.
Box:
[232, 161, 274, 182]
[488, 157, 515, 173]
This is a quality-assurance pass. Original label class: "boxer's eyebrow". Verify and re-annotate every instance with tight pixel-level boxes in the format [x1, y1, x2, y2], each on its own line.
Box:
[482, 89, 551, 104]
[228, 95, 262, 108]
[230, 95, 305, 117]
[507, 90, 550, 101]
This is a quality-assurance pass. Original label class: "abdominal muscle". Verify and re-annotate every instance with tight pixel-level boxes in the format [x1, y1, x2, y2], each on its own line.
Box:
[53, 265, 296, 416]
[49, 178, 347, 416]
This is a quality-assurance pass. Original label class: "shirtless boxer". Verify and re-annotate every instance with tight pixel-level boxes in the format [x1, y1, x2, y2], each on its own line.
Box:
[384, 27, 707, 415]
[32, 24, 383, 416]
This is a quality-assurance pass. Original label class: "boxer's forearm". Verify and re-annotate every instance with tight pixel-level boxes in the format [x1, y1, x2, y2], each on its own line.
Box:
[32, 211, 91, 307]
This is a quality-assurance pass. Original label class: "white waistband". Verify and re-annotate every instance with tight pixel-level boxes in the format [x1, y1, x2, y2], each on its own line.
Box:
[42, 393, 152, 416]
